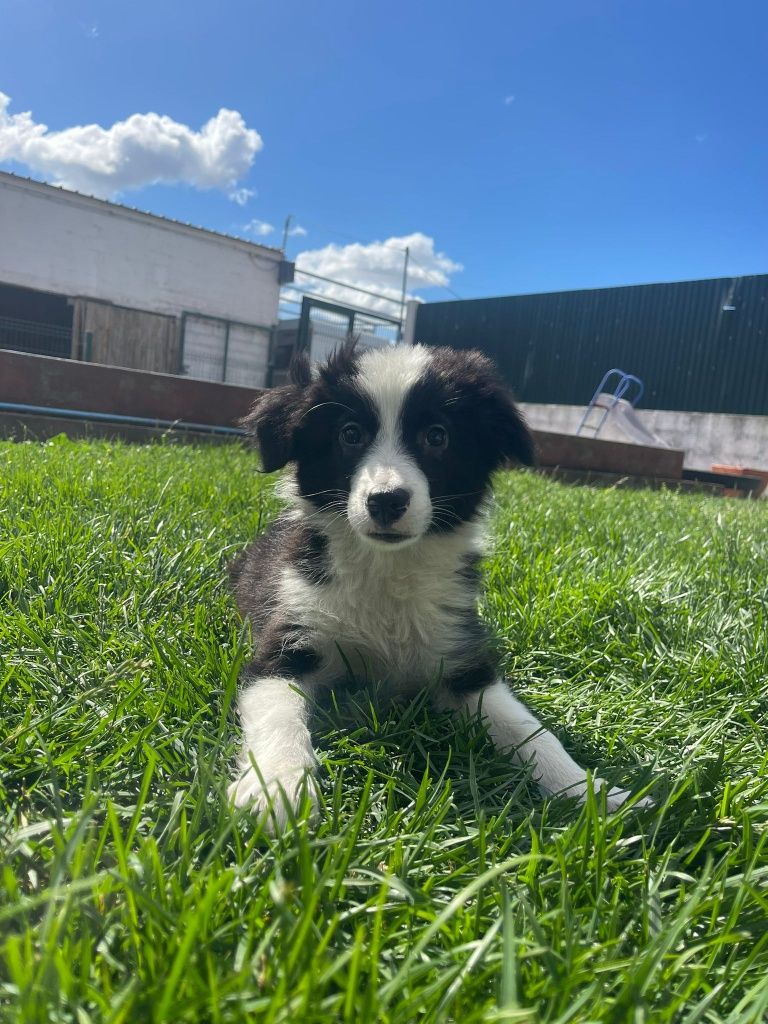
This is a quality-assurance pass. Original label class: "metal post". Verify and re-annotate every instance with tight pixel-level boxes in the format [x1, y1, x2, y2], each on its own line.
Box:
[399, 247, 410, 342]
[266, 324, 276, 387]
[281, 215, 293, 252]
[178, 313, 187, 374]
[297, 296, 312, 354]
[222, 321, 231, 382]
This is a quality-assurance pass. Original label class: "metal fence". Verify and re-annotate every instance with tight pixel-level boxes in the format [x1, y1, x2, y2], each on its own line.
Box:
[269, 296, 401, 385]
[179, 312, 272, 387]
[278, 273, 404, 336]
[413, 274, 768, 415]
[0, 315, 72, 359]
[298, 296, 399, 360]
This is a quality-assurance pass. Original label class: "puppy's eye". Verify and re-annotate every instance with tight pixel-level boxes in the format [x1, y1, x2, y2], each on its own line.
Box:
[425, 424, 448, 448]
[340, 422, 364, 447]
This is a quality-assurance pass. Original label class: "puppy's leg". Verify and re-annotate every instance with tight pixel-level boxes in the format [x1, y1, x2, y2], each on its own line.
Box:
[438, 680, 644, 811]
[228, 675, 319, 830]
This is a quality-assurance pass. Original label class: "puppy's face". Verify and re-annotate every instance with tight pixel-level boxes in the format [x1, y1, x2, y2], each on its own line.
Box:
[243, 343, 535, 547]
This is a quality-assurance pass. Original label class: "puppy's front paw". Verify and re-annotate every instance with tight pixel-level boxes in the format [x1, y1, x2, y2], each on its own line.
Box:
[554, 776, 652, 812]
[598, 781, 654, 812]
[228, 765, 319, 832]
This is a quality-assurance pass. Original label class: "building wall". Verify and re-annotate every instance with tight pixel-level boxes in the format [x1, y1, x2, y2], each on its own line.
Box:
[521, 402, 768, 474]
[0, 172, 280, 327]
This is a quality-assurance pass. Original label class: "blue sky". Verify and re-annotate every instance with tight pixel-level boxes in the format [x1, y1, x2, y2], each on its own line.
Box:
[2, 0, 767, 311]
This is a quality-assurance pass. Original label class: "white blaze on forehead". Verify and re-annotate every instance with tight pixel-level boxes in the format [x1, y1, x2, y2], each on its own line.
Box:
[348, 344, 434, 541]
[356, 344, 432, 436]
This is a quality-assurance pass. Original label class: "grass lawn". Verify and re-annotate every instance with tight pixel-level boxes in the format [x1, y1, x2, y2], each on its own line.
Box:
[1, 436, 767, 1024]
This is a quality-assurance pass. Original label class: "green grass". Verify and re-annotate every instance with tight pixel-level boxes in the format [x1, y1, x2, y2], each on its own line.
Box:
[1, 436, 768, 1024]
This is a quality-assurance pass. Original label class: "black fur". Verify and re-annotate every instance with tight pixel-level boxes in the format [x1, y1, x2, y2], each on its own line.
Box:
[444, 660, 498, 694]
[240, 342, 535, 533]
[400, 347, 535, 530]
[289, 526, 332, 586]
[227, 345, 646, 818]
[240, 342, 379, 513]
[232, 517, 331, 618]
[234, 343, 532, 692]
[249, 619, 321, 678]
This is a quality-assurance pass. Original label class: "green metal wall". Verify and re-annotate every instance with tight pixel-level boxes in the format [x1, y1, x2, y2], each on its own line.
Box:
[414, 274, 768, 414]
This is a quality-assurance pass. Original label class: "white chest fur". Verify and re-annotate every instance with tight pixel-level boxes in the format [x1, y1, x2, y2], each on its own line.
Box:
[277, 521, 484, 691]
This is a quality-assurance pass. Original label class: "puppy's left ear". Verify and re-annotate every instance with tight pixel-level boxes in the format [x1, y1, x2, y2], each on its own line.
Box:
[486, 388, 537, 468]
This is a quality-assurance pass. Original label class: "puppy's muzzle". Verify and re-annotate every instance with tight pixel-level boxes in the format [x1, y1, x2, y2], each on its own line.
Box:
[366, 488, 411, 528]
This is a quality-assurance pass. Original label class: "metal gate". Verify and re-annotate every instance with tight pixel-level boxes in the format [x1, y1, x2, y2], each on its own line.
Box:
[298, 296, 400, 356]
[179, 312, 272, 387]
[268, 296, 400, 385]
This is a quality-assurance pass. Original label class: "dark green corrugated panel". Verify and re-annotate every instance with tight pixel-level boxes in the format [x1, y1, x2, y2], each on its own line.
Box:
[414, 275, 768, 415]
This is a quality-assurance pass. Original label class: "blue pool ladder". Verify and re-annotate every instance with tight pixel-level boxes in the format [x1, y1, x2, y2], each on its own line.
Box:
[576, 369, 645, 439]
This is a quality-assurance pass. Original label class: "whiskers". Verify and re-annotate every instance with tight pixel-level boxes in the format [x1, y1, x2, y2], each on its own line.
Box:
[429, 490, 485, 531]
[430, 504, 464, 530]
[298, 491, 351, 531]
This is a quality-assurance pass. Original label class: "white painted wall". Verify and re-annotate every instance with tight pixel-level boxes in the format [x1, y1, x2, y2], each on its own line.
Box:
[403, 299, 420, 345]
[521, 402, 768, 474]
[0, 172, 281, 326]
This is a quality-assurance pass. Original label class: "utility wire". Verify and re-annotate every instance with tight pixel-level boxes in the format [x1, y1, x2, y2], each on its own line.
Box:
[286, 217, 462, 301]
[406, 252, 463, 300]
[292, 269, 402, 307]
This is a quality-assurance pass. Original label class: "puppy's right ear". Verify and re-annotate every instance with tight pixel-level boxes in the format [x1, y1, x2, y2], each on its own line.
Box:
[240, 354, 311, 472]
[240, 389, 292, 471]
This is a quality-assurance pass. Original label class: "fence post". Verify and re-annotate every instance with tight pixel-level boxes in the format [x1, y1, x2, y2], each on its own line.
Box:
[398, 247, 409, 341]
[222, 321, 231, 382]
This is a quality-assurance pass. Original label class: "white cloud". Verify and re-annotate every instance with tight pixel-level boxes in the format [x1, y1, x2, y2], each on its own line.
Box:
[288, 224, 307, 237]
[504, 94, 516, 105]
[294, 232, 462, 316]
[243, 218, 275, 237]
[0, 92, 263, 199]
[228, 186, 256, 206]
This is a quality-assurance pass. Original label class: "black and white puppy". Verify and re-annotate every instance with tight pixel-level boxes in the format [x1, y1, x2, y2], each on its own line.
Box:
[228, 342, 644, 827]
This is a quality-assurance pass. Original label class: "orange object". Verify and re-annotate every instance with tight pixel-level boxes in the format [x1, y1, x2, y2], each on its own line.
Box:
[711, 465, 768, 498]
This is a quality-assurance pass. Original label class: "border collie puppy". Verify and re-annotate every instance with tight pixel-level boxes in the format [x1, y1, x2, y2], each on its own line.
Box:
[228, 342, 645, 828]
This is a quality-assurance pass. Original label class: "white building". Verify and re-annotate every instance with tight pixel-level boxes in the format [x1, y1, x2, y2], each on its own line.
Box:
[0, 171, 287, 386]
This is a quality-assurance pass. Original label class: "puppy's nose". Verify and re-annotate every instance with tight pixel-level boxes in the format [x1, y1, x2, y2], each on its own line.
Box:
[366, 488, 411, 527]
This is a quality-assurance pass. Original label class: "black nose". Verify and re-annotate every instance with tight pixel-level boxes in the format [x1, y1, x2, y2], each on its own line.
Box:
[366, 488, 411, 528]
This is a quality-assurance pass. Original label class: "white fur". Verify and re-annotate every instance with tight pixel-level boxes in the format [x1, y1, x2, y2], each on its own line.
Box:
[228, 526, 486, 830]
[347, 345, 435, 546]
[356, 345, 433, 430]
[228, 676, 319, 828]
[436, 682, 648, 811]
[229, 345, 649, 828]
[280, 519, 484, 690]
